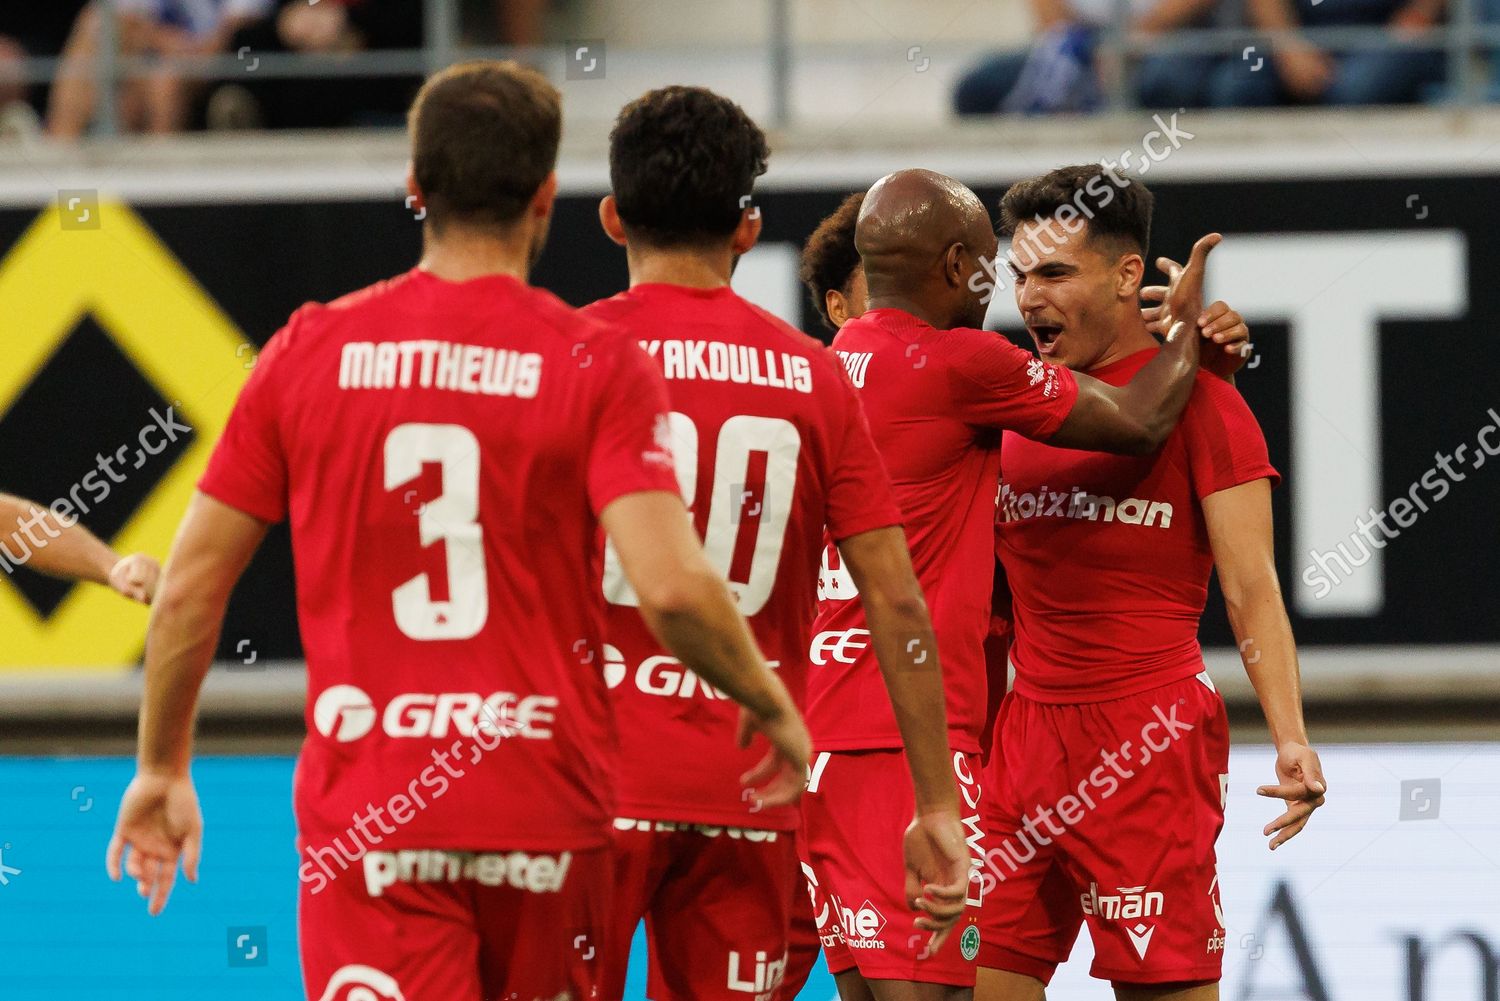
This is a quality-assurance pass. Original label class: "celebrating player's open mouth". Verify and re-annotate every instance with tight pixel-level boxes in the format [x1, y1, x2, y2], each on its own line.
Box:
[1025, 318, 1065, 357]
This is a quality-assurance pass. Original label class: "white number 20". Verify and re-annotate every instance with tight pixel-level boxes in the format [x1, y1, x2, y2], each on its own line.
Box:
[604, 414, 800, 616]
[384, 423, 488, 640]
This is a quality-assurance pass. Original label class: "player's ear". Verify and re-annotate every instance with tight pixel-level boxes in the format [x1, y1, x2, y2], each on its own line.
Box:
[943, 242, 966, 289]
[1116, 252, 1144, 300]
[598, 195, 628, 247]
[404, 166, 425, 216]
[731, 204, 762, 256]
[826, 290, 849, 329]
[530, 171, 559, 222]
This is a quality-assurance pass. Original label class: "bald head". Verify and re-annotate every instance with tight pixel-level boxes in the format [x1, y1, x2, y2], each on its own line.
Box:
[855, 169, 996, 329]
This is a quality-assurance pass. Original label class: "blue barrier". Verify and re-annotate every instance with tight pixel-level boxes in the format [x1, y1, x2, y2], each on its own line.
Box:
[0, 757, 836, 1000]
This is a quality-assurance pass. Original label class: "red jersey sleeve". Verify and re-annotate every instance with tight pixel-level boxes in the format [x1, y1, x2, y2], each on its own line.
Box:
[586, 335, 681, 515]
[198, 322, 293, 524]
[823, 350, 902, 541]
[948, 330, 1079, 441]
[1181, 375, 1281, 499]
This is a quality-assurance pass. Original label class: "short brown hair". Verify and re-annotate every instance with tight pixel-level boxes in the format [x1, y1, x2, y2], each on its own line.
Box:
[608, 86, 769, 248]
[799, 192, 864, 331]
[408, 60, 561, 232]
[999, 164, 1153, 258]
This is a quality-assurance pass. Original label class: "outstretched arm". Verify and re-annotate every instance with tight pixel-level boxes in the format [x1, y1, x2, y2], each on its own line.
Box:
[1, 492, 160, 603]
[1203, 478, 1327, 849]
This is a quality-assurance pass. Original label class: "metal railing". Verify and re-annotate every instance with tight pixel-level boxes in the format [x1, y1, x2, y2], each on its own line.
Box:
[4, 0, 1496, 135]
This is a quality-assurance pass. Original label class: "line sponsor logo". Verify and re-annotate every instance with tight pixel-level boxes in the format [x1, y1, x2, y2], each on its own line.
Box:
[829, 895, 888, 950]
[727, 949, 787, 999]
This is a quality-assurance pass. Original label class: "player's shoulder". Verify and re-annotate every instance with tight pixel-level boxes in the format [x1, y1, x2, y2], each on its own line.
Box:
[577, 288, 638, 326]
[927, 325, 1041, 385]
[1188, 369, 1252, 414]
[1182, 369, 1262, 440]
[267, 271, 418, 353]
[523, 283, 629, 350]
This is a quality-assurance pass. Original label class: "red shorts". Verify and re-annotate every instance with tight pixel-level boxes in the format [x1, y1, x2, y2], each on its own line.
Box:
[299, 845, 607, 1001]
[978, 672, 1230, 987]
[782, 830, 824, 999]
[800, 748, 987, 987]
[601, 818, 800, 1001]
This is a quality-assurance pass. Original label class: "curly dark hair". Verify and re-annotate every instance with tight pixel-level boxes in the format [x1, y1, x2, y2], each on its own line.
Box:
[798, 192, 864, 331]
[999, 164, 1153, 258]
[408, 60, 561, 232]
[608, 86, 770, 248]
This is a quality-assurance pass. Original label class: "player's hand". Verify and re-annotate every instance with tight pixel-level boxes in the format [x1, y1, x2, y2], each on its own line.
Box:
[106, 772, 203, 915]
[1257, 741, 1327, 850]
[108, 553, 161, 604]
[735, 679, 812, 811]
[1155, 233, 1222, 355]
[1142, 286, 1249, 380]
[903, 809, 970, 956]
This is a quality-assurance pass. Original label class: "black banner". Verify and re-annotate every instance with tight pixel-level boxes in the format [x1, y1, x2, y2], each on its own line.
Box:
[0, 173, 1493, 667]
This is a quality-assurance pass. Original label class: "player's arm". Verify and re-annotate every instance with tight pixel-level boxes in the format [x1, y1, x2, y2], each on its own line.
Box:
[0, 492, 160, 603]
[107, 492, 269, 914]
[1203, 478, 1327, 849]
[837, 527, 956, 817]
[836, 526, 969, 943]
[601, 490, 810, 807]
[1044, 234, 1219, 455]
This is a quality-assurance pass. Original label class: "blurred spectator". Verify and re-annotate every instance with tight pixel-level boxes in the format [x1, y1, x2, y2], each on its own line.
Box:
[207, 0, 423, 130]
[0, 3, 89, 137]
[477, 0, 549, 46]
[1205, 0, 1446, 105]
[953, 0, 1222, 114]
[47, 0, 270, 139]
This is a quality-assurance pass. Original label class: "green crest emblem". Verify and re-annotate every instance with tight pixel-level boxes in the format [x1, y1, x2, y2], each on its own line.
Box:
[960, 924, 981, 961]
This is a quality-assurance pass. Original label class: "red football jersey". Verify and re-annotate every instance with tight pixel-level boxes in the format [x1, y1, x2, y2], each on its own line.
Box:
[581, 284, 902, 829]
[997, 348, 1279, 703]
[806, 308, 1078, 754]
[199, 268, 679, 853]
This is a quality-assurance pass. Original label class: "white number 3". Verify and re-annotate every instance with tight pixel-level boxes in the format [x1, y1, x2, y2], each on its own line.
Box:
[384, 423, 488, 640]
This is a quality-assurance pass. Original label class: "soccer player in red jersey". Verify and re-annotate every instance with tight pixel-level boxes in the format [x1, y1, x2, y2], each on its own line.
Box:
[802, 168, 1218, 1001]
[583, 86, 969, 1001]
[102, 62, 811, 1001]
[800, 191, 867, 337]
[974, 166, 1327, 1001]
[783, 190, 872, 1000]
